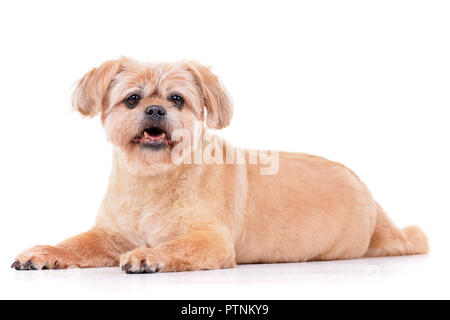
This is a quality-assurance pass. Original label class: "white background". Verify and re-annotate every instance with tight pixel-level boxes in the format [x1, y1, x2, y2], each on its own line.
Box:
[0, 0, 449, 299]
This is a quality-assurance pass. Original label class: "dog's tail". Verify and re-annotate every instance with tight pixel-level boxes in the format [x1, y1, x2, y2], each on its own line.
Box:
[364, 203, 429, 257]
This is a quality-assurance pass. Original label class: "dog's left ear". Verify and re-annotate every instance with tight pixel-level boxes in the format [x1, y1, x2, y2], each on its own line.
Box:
[184, 62, 233, 129]
[72, 59, 123, 117]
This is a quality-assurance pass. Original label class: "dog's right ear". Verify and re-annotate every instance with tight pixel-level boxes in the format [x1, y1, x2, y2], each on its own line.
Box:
[72, 59, 122, 117]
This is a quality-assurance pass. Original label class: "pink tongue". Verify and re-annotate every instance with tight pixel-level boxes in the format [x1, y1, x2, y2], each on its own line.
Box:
[149, 132, 164, 140]
[142, 131, 166, 142]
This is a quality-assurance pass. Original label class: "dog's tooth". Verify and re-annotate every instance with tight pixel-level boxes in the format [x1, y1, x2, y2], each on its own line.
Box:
[144, 131, 150, 139]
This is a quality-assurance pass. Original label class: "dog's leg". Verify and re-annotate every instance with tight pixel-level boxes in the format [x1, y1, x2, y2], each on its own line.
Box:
[12, 227, 135, 270]
[120, 228, 236, 273]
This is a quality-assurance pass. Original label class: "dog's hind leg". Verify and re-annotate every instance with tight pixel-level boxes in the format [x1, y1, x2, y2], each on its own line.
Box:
[364, 203, 429, 257]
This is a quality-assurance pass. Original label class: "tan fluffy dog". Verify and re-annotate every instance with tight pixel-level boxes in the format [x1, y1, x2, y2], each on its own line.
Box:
[12, 57, 429, 273]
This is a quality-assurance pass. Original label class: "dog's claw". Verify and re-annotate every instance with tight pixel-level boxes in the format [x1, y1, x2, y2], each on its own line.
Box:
[23, 261, 36, 270]
[122, 261, 161, 274]
[145, 264, 156, 273]
[121, 263, 131, 272]
[11, 261, 20, 270]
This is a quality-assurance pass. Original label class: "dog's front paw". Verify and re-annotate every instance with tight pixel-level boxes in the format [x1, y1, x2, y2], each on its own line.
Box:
[120, 248, 165, 274]
[11, 245, 69, 270]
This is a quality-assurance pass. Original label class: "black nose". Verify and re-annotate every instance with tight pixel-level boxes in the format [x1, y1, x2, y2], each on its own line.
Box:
[145, 105, 166, 120]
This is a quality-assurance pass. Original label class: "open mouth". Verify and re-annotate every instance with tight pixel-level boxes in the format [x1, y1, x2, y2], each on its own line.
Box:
[132, 127, 173, 149]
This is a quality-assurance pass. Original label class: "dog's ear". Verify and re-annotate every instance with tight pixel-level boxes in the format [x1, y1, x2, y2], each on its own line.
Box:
[185, 61, 233, 129]
[72, 59, 122, 117]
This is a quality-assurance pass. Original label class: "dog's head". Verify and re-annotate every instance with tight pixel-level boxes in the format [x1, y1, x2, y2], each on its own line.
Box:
[72, 57, 232, 175]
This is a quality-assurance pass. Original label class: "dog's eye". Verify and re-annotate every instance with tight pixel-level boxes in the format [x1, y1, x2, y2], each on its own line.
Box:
[169, 94, 184, 107]
[124, 94, 141, 108]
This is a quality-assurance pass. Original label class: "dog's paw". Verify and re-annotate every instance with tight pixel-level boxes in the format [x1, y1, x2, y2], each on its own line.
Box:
[120, 248, 165, 274]
[11, 245, 68, 270]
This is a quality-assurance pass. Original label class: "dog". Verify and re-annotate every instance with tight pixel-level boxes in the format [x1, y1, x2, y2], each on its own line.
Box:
[12, 57, 429, 273]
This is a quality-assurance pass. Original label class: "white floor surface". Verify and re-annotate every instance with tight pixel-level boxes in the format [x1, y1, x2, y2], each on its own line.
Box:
[1, 254, 448, 299]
